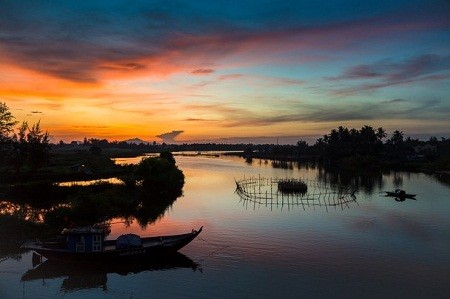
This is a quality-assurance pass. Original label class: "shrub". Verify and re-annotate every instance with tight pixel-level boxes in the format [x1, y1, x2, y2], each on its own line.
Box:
[277, 179, 307, 194]
[134, 157, 184, 195]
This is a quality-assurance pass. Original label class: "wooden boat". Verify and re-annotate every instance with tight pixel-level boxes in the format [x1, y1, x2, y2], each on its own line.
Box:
[385, 189, 416, 199]
[21, 226, 203, 262]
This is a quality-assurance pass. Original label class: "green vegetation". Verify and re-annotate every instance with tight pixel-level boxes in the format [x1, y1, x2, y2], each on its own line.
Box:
[134, 152, 184, 196]
[277, 179, 307, 194]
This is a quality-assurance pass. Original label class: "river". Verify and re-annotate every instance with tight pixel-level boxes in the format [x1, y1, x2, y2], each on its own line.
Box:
[1, 154, 449, 298]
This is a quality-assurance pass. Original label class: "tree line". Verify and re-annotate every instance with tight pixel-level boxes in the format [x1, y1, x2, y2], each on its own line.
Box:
[0, 103, 50, 172]
[2, 102, 449, 172]
[245, 125, 450, 169]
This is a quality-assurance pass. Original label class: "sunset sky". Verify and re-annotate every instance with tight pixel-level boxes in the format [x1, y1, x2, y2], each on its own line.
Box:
[1, 0, 449, 143]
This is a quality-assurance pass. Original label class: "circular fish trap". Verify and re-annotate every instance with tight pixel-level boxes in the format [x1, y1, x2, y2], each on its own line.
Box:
[235, 176, 356, 211]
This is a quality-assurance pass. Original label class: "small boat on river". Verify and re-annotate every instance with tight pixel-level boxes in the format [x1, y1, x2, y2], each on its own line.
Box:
[21, 226, 203, 262]
[385, 189, 416, 199]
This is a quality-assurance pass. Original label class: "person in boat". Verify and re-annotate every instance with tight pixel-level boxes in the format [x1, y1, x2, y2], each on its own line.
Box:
[395, 189, 406, 196]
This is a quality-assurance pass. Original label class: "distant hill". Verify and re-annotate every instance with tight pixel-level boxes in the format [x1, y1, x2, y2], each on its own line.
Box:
[124, 138, 150, 145]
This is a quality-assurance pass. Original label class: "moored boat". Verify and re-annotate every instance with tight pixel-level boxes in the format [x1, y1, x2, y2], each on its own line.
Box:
[21, 226, 203, 262]
[385, 189, 416, 199]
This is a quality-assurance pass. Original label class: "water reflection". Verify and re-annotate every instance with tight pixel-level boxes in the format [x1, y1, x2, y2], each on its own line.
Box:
[384, 196, 416, 202]
[315, 166, 385, 195]
[0, 241, 26, 262]
[435, 173, 450, 187]
[392, 172, 403, 188]
[260, 159, 387, 194]
[0, 201, 45, 222]
[272, 160, 294, 169]
[57, 178, 123, 186]
[21, 252, 199, 292]
[0, 188, 181, 263]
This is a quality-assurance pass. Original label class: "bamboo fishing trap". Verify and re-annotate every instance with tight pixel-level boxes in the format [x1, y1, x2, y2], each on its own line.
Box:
[235, 176, 357, 211]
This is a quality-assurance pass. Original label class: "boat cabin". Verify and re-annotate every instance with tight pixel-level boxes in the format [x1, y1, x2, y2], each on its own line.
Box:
[61, 227, 104, 252]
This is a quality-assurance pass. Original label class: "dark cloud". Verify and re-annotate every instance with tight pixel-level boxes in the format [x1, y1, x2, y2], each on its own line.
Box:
[331, 65, 382, 80]
[184, 97, 449, 128]
[185, 118, 215, 122]
[217, 74, 243, 80]
[190, 74, 302, 90]
[383, 98, 407, 104]
[388, 54, 450, 81]
[73, 126, 108, 129]
[334, 74, 450, 96]
[330, 54, 450, 95]
[192, 81, 215, 88]
[191, 68, 214, 75]
[156, 130, 184, 143]
[100, 62, 147, 70]
[271, 77, 303, 86]
[334, 54, 450, 81]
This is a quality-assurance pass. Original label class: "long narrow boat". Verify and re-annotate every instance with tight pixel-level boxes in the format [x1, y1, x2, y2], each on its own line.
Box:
[21, 226, 203, 262]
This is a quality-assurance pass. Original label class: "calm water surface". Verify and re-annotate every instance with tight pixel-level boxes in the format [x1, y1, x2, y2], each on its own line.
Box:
[1, 155, 449, 298]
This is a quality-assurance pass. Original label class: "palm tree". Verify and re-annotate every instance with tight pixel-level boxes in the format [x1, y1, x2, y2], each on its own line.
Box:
[390, 130, 404, 145]
[0, 102, 18, 140]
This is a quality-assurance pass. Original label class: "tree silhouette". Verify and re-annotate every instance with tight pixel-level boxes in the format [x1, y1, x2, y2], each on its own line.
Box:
[10, 122, 29, 172]
[26, 121, 50, 171]
[319, 125, 386, 161]
[0, 103, 18, 166]
[0, 102, 18, 140]
[390, 130, 404, 145]
[9, 121, 51, 172]
[160, 151, 176, 165]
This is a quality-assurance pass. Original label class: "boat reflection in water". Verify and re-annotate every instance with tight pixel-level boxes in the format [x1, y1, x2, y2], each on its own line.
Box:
[21, 252, 200, 292]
